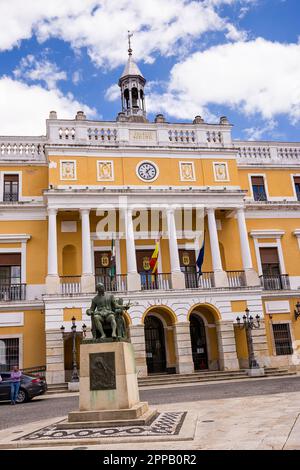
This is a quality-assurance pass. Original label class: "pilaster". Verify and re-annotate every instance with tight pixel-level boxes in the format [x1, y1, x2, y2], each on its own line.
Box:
[174, 322, 194, 374]
[216, 321, 239, 370]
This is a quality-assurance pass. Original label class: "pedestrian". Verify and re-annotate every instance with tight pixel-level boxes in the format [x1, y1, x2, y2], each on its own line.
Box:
[10, 365, 22, 405]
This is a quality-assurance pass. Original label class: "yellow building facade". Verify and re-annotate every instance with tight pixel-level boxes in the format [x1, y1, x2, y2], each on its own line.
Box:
[1, 54, 300, 383]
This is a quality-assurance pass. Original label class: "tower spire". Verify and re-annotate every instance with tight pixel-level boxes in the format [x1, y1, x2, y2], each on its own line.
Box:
[128, 30, 133, 56]
[118, 31, 148, 123]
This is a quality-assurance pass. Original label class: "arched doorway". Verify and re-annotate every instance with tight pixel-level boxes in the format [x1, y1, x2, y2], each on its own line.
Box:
[188, 304, 221, 371]
[189, 314, 208, 370]
[144, 315, 166, 374]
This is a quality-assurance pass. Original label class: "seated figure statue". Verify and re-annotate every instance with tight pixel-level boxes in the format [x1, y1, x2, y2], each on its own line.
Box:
[86, 283, 118, 339]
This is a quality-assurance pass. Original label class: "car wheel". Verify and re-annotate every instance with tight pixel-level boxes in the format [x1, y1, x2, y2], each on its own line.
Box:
[16, 388, 28, 404]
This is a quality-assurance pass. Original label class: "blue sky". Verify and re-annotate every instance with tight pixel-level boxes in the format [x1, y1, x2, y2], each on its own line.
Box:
[0, 0, 299, 141]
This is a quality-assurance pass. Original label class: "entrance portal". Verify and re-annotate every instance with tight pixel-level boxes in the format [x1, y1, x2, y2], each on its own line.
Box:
[189, 313, 208, 370]
[144, 315, 166, 374]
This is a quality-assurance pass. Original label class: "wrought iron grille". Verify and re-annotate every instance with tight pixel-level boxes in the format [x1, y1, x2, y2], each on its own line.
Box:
[272, 323, 293, 355]
[0, 337, 19, 371]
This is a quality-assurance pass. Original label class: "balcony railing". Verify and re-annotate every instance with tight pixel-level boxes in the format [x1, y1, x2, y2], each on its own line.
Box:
[184, 272, 215, 289]
[227, 271, 247, 288]
[0, 283, 26, 301]
[260, 274, 290, 290]
[95, 274, 127, 292]
[60, 276, 81, 295]
[141, 273, 172, 291]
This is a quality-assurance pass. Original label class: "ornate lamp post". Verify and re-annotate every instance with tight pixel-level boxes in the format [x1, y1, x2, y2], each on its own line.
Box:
[60, 317, 87, 383]
[236, 308, 261, 369]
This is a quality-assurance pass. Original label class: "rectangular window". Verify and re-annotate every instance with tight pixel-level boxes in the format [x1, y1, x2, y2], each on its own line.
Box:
[251, 176, 267, 201]
[0, 253, 21, 284]
[272, 324, 293, 355]
[0, 338, 19, 372]
[259, 248, 280, 276]
[294, 177, 300, 201]
[3, 174, 19, 202]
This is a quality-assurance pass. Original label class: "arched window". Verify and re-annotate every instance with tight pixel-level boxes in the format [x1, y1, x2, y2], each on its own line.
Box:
[124, 89, 130, 109]
[132, 87, 139, 108]
[140, 89, 144, 110]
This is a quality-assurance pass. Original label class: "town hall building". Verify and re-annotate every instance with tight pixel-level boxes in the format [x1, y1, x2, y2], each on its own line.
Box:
[1, 45, 300, 384]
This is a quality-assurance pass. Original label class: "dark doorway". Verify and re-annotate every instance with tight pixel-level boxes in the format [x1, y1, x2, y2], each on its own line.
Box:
[189, 313, 208, 370]
[144, 315, 166, 374]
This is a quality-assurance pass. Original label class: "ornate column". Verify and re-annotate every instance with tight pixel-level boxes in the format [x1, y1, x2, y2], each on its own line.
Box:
[236, 208, 260, 286]
[81, 209, 95, 293]
[125, 208, 141, 291]
[166, 207, 185, 289]
[216, 321, 239, 370]
[46, 208, 60, 294]
[174, 322, 194, 374]
[207, 208, 228, 287]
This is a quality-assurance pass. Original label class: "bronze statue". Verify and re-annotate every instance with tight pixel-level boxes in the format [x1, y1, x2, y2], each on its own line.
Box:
[86, 283, 129, 340]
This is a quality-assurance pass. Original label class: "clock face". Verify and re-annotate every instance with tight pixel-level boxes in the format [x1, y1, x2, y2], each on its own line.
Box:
[137, 162, 158, 181]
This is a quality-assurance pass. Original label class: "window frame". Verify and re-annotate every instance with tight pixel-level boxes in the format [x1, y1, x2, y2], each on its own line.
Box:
[272, 322, 293, 356]
[248, 173, 269, 202]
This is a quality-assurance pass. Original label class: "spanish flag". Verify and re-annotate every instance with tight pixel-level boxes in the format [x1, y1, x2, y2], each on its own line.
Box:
[149, 239, 160, 274]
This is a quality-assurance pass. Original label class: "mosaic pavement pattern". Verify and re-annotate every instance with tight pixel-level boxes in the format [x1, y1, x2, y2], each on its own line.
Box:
[15, 412, 187, 442]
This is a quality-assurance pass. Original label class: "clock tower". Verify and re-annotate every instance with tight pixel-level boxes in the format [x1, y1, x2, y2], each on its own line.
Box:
[118, 32, 148, 123]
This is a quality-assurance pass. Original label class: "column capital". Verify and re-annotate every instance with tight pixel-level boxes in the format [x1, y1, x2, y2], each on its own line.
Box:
[206, 207, 216, 215]
[48, 208, 58, 216]
[80, 208, 90, 216]
[236, 207, 245, 215]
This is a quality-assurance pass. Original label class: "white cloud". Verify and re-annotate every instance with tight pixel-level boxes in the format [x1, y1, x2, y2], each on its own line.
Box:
[0, 0, 251, 68]
[105, 84, 120, 102]
[13, 55, 67, 89]
[72, 71, 82, 85]
[244, 119, 278, 140]
[0, 77, 96, 135]
[148, 38, 300, 123]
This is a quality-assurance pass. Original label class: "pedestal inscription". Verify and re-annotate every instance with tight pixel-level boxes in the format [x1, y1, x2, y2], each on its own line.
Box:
[89, 352, 116, 390]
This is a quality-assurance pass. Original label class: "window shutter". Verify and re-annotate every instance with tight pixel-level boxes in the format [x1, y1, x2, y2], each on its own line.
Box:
[4, 174, 19, 183]
[259, 248, 279, 264]
[251, 176, 264, 185]
[0, 253, 21, 266]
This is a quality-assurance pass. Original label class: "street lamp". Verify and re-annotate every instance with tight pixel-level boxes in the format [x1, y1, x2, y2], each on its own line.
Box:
[236, 308, 261, 369]
[60, 317, 86, 383]
[294, 302, 300, 321]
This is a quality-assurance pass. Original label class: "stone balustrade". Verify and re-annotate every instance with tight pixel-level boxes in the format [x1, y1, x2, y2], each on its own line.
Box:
[46, 117, 232, 147]
[235, 141, 300, 165]
[0, 138, 46, 160]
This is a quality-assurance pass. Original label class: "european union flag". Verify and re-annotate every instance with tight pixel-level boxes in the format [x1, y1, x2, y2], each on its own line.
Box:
[196, 238, 205, 275]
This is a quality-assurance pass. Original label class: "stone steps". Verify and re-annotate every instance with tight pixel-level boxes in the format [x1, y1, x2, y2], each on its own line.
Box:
[46, 383, 69, 394]
[137, 368, 297, 387]
[45, 368, 298, 393]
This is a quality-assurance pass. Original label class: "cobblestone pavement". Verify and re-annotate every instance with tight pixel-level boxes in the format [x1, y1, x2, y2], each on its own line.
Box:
[0, 375, 300, 434]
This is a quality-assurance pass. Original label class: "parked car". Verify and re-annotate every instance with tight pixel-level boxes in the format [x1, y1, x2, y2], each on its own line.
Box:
[0, 373, 47, 403]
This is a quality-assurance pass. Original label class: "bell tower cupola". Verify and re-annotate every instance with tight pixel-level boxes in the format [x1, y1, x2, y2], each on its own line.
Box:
[118, 32, 147, 122]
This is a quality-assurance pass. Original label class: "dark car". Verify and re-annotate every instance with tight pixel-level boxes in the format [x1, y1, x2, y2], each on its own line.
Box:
[0, 373, 47, 403]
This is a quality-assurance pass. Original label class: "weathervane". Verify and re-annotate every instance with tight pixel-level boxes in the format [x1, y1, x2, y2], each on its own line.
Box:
[128, 30, 133, 56]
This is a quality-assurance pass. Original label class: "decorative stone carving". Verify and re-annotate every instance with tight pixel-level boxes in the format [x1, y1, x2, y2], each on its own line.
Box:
[179, 162, 195, 181]
[213, 162, 229, 181]
[97, 160, 114, 181]
[60, 160, 76, 180]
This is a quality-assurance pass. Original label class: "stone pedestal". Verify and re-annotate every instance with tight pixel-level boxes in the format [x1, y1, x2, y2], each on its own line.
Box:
[62, 341, 155, 428]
